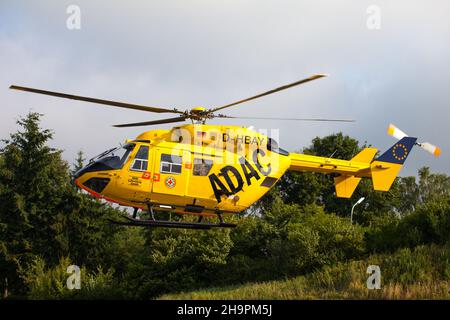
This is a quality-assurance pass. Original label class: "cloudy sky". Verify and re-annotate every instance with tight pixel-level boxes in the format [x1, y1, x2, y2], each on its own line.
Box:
[1, 0, 449, 176]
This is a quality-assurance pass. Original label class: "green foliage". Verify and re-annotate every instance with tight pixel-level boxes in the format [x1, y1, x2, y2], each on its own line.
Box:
[223, 200, 365, 284]
[21, 256, 126, 299]
[224, 215, 280, 283]
[122, 225, 233, 298]
[303, 133, 362, 216]
[304, 243, 450, 299]
[54, 188, 121, 269]
[0, 113, 122, 297]
[160, 243, 450, 300]
[102, 227, 147, 276]
[0, 113, 69, 295]
[287, 210, 365, 270]
[365, 198, 450, 252]
[72, 150, 86, 176]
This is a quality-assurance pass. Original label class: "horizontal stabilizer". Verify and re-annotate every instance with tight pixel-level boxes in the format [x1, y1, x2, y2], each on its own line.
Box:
[333, 148, 377, 198]
[334, 175, 361, 198]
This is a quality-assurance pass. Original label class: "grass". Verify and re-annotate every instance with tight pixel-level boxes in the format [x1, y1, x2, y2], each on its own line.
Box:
[158, 244, 450, 300]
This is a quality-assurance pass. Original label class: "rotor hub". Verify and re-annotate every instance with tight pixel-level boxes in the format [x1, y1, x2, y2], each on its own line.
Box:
[190, 106, 206, 113]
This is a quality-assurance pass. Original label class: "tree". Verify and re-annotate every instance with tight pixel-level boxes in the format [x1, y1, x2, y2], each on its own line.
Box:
[0, 113, 69, 295]
[396, 176, 419, 213]
[303, 133, 364, 216]
[124, 227, 233, 298]
[72, 150, 85, 176]
[0, 113, 121, 297]
[417, 167, 450, 205]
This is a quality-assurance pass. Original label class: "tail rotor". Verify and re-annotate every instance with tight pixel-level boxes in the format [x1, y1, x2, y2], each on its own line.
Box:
[387, 123, 441, 157]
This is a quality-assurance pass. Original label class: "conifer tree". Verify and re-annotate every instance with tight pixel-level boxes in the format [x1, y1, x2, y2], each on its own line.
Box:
[0, 113, 120, 297]
[72, 150, 85, 176]
[0, 113, 69, 295]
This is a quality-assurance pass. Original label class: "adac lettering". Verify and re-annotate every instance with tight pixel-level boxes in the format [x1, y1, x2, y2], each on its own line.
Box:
[252, 148, 271, 176]
[209, 155, 267, 203]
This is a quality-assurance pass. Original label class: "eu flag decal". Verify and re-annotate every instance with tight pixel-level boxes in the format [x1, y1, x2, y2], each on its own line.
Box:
[392, 143, 408, 161]
[376, 137, 417, 164]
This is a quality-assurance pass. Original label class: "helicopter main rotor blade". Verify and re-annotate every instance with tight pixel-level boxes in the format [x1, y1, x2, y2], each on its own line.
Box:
[9, 85, 184, 114]
[215, 115, 355, 122]
[209, 74, 327, 113]
[113, 116, 187, 127]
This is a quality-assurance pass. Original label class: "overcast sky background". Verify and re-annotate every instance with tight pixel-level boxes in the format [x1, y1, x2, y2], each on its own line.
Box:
[1, 0, 449, 176]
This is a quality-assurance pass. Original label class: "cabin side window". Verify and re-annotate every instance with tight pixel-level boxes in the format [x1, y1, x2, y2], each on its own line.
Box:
[160, 154, 182, 174]
[130, 145, 149, 172]
[193, 158, 213, 176]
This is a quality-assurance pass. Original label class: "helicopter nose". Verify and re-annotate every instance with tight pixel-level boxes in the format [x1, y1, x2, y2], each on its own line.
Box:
[73, 167, 86, 180]
[73, 160, 108, 180]
[73, 163, 94, 181]
[79, 177, 110, 194]
[72, 163, 111, 194]
[74, 173, 111, 194]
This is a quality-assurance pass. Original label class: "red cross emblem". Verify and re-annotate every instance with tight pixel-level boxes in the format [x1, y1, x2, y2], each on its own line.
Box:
[165, 176, 176, 188]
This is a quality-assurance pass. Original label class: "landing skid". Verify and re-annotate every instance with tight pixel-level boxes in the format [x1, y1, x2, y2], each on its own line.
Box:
[109, 214, 236, 230]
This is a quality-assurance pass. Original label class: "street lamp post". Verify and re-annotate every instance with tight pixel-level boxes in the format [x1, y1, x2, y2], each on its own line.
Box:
[350, 197, 365, 224]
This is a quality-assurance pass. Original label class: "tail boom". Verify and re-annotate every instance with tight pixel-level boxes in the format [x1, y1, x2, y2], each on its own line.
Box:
[288, 137, 417, 198]
[288, 152, 374, 176]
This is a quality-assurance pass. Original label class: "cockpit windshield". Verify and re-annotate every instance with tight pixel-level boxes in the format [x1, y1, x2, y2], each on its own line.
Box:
[90, 143, 135, 170]
[73, 143, 136, 179]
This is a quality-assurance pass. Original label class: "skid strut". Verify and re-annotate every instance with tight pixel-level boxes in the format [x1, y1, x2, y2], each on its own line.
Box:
[109, 214, 236, 230]
[147, 203, 156, 221]
[109, 204, 236, 229]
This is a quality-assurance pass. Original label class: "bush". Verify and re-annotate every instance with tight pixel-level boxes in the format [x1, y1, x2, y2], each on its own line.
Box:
[379, 244, 450, 285]
[20, 256, 127, 299]
[365, 198, 450, 252]
[277, 208, 366, 274]
[220, 203, 366, 284]
[121, 225, 233, 298]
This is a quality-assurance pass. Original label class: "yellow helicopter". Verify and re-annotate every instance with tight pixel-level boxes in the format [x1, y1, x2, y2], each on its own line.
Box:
[9, 75, 441, 229]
